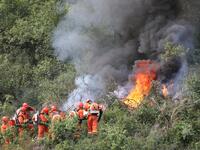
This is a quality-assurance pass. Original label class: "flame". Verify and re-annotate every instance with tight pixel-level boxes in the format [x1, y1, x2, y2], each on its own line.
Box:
[123, 60, 157, 108]
[162, 81, 174, 98]
[162, 84, 168, 98]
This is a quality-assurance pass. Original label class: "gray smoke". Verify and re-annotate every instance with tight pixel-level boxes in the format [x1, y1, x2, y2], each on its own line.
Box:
[53, 0, 198, 108]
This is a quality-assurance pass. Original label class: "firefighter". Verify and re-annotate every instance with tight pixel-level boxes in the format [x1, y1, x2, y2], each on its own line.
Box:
[9, 118, 16, 127]
[76, 102, 85, 128]
[1, 116, 10, 144]
[8, 118, 17, 142]
[69, 110, 77, 119]
[17, 107, 34, 137]
[59, 111, 66, 120]
[32, 110, 40, 138]
[17, 106, 29, 136]
[32, 111, 39, 125]
[49, 105, 62, 139]
[22, 102, 35, 111]
[37, 107, 49, 139]
[15, 103, 35, 134]
[84, 99, 92, 112]
[87, 102, 100, 135]
[83, 99, 93, 117]
[22, 103, 35, 134]
[49, 105, 62, 122]
[86, 99, 92, 105]
[49, 106, 66, 120]
[15, 103, 35, 119]
[72, 102, 85, 139]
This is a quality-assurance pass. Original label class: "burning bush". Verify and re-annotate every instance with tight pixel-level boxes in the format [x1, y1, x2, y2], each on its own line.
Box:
[123, 60, 158, 108]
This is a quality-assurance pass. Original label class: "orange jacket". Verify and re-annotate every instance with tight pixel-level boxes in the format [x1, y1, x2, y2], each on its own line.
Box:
[1, 123, 10, 144]
[51, 111, 62, 123]
[77, 108, 84, 120]
[8, 120, 15, 127]
[18, 112, 28, 125]
[38, 113, 49, 139]
[89, 103, 99, 115]
[49, 111, 60, 119]
[1, 124, 8, 134]
[84, 102, 91, 111]
[39, 113, 49, 125]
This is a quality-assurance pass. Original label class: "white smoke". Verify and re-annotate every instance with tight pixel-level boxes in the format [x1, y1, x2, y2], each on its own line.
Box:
[53, 0, 196, 108]
[172, 59, 188, 100]
[114, 82, 133, 99]
[62, 74, 105, 109]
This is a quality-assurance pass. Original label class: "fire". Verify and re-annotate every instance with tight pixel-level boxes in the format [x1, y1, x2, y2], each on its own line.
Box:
[162, 84, 168, 98]
[123, 60, 157, 108]
[162, 81, 174, 98]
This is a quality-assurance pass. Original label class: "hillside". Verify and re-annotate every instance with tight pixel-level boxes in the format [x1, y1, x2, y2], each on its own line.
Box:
[0, 0, 200, 149]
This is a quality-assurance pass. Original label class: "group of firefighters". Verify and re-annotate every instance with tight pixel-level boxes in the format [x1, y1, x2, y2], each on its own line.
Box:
[1, 99, 104, 144]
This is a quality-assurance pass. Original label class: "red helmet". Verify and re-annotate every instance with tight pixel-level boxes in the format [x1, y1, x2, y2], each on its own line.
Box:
[41, 107, 49, 114]
[22, 103, 29, 109]
[78, 102, 83, 108]
[86, 99, 92, 103]
[9, 120, 15, 126]
[51, 105, 57, 112]
[2, 116, 9, 123]
[21, 106, 27, 112]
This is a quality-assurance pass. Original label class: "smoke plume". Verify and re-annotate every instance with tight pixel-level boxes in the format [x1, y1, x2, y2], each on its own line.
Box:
[53, 0, 199, 108]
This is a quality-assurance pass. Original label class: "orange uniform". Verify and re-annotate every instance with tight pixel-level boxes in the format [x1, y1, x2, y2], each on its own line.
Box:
[17, 109, 28, 136]
[77, 109, 84, 129]
[86, 102, 99, 135]
[1, 116, 10, 144]
[22, 103, 35, 132]
[49, 105, 62, 122]
[9, 120, 16, 127]
[77, 102, 84, 119]
[77, 108, 84, 120]
[15, 103, 35, 135]
[51, 111, 62, 124]
[1, 124, 10, 144]
[38, 107, 49, 139]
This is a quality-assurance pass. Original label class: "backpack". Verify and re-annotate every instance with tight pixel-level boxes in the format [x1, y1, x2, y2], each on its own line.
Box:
[32, 111, 40, 125]
[13, 108, 21, 125]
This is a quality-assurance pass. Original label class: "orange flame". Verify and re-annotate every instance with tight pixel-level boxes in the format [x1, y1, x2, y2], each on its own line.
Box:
[123, 60, 157, 108]
[162, 84, 168, 98]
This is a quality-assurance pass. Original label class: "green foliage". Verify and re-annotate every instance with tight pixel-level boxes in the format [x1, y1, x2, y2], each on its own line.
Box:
[187, 72, 200, 99]
[160, 42, 186, 61]
[0, 102, 16, 116]
[168, 121, 194, 144]
[134, 103, 159, 126]
[51, 118, 77, 143]
[0, 0, 74, 107]
[0, 0, 67, 61]
[1, 0, 200, 149]
[32, 58, 76, 103]
[187, 48, 200, 65]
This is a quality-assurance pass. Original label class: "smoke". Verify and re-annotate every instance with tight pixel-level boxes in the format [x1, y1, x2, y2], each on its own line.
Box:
[53, 0, 197, 108]
[62, 74, 106, 108]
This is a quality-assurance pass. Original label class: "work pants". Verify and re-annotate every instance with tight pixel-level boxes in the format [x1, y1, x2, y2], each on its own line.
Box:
[87, 114, 98, 134]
